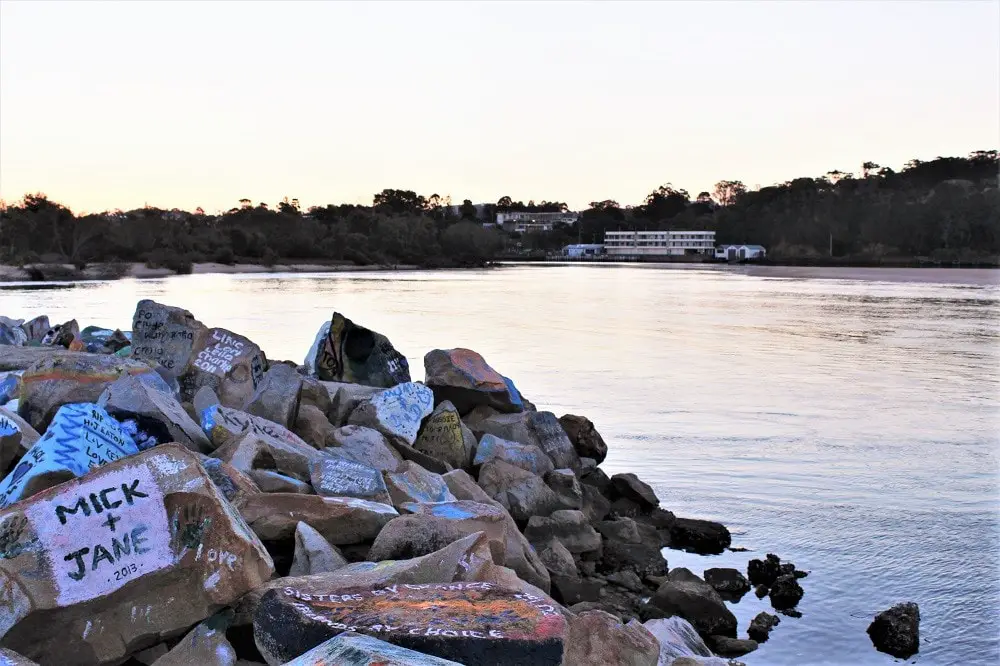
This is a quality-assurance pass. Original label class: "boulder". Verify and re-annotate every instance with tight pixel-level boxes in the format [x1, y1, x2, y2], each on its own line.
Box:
[705, 635, 757, 658]
[79, 326, 131, 355]
[564, 611, 660, 666]
[609, 473, 659, 509]
[388, 501, 549, 592]
[423, 348, 523, 413]
[668, 518, 731, 555]
[288, 522, 348, 577]
[596, 518, 668, 579]
[545, 468, 583, 510]
[581, 484, 612, 523]
[130, 299, 205, 375]
[243, 364, 303, 429]
[1, 407, 39, 474]
[329, 425, 403, 472]
[538, 539, 578, 578]
[473, 433, 554, 476]
[643, 578, 737, 639]
[248, 470, 312, 494]
[198, 457, 261, 505]
[210, 423, 321, 483]
[606, 570, 645, 593]
[558, 414, 608, 464]
[0, 648, 39, 665]
[463, 409, 535, 448]
[282, 632, 463, 666]
[389, 439, 452, 475]
[413, 401, 475, 470]
[17, 353, 154, 432]
[477, 459, 561, 523]
[238, 493, 397, 545]
[40, 318, 81, 349]
[529, 411, 580, 470]
[579, 466, 612, 495]
[310, 454, 391, 504]
[99, 373, 211, 453]
[747, 611, 780, 643]
[181, 327, 265, 409]
[383, 461, 455, 506]
[254, 581, 566, 665]
[0, 403, 139, 509]
[21, 316, 49, 344]
[747, 553, 782, 586]
[154, 612, 237, 666]
[702, 568, 750, 601]
[293, 404, 336, 449]
[0, 320, 28, 347]
[0, 444, 273, 665]
[768, 574, 803, 610]
[867, 602, 919, 659]
[323, 382, 380, 426]
[642, 617, 726, 666]
[299, 377, 333, 416]
[307, 313, 410, 387]
[524, 510, 601, 554]
[347, 382, 434, 445]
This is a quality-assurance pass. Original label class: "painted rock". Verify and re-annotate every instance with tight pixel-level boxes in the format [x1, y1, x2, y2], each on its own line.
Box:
[100, 373, 211, 453]
[130, 299, 205, 375]
[237, 493, 398, 545]
[204, 406, 320, 480]
[254, 581, 567, 665]
[249, 470, 312, 494]
[310, 454, 391, 504]
[79, 326, 131, 355]
[413, 401, 475, 470]
[0, 322, 27, 347]
[288, 522, 348, 577]
[528, 412, 580, 470]
[283, 632, 463, 666]
[41, 319, 80, 349]
[243, 364, 303, 430]
[348, 382, 434, 446]
[383, 461, 456, 507]
[329, 425, 403, 472]
[180, 327, 265, 409]
[474, 434, 554, 476]
[21, 316, 50, 344]
[0, 444, 274, 665]
[308, 313, 410, 388]
[642, 617, 722, 665]
[17, 354, 154, 432]
[197, 457, 261, 506]
[0, 408, 39, 475]
[477, 459, 561, 523]
[423, 349, 524, 414]
[0, 403, 139, 509]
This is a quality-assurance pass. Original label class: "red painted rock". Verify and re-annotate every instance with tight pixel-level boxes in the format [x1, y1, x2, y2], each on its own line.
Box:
[0, 444, 274, 665]
[254, 581, 567, 665]
[424, 348, 523, 414]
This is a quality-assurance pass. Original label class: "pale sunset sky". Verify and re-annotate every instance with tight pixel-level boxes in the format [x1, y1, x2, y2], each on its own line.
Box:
[1, 0, 997, 214]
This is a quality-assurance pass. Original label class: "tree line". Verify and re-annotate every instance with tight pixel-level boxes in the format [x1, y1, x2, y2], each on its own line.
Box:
[0, 150, 996, 271]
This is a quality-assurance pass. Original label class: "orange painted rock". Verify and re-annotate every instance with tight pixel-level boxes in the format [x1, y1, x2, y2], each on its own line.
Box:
[0, 444, 274, 665]
[254, 581, 567, 665]
[424, 348, 524, 414]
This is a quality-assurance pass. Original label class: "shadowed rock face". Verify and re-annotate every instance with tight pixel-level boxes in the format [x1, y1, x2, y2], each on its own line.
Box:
[309, 314, 410, 388]
[0, 444, 274, 665]
[867, 602, 920, 659]
[283, 632, 464, 665]
[254, 581, 567, 665]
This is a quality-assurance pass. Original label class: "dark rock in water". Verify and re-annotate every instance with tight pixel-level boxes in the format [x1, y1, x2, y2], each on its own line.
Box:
[557, 414, 608, 464]
[768, 574, 804, 610]
[253, 582, 568, 665]
[867, 602, 920, 659]
[748, 553, 782, 586]
[707, 635, 758, 658]
[609, 473, 659, 509]
[528, 411, 580, 470]
[424, 348, 523, 413]
[747, 611, 780, 643]
[794, 569, 809, 579]
[308, 313, 410, 388]
[669, 518, 731, 555]
[754, 584, 769, 599]
[564, 610, 660, 666]
[703, 567, 750, 601]
[282, 632, 463, 665]
[668, 567, 705, 585]
[643, 577, 738, 639]
[244, 363, 303, 429]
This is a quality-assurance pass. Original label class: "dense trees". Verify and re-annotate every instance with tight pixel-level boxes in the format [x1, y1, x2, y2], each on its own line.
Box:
[1, 151, 996, 270]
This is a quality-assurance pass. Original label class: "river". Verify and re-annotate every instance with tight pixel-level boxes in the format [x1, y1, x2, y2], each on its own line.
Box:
[2, 263, 998, 665]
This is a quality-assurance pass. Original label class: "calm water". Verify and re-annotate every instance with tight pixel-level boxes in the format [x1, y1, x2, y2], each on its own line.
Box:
[2, 264, 999, 666]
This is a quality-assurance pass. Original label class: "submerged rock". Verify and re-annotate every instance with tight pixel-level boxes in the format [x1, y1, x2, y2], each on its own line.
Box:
[706, 635, 757, 658]
[747, 553, 782, 586]
[0, 444, 273, 665]
[768, 574, 803, 610]
[283, 632, 464, 666]
[747, 611, 780, 643]
[423, 348, 523, 413]
[308, 313, 410, 388]
[867, 602, 920, 658]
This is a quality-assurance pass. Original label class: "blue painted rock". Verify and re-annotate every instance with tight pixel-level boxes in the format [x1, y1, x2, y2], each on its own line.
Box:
[474, 434, 554, 476]
[0, 403, 139, 509]
[348, 382, 434, 446]
[99, 374, 211, 453]
[79, 326, 130, 355]
[413, 401, 475, 470]
[1, 407, 39, 474]
[383, 461, 455, 507]
[284, 632, 463, 665]
[0, 320, 27, 347]
[17, 354, 154, 432]
[424, 348, 524, 414]
[0, 444, 273, 665]
[237, 493, 398, 545]
[310, 454, 392, 505]
[254, 581, 567, 665]
[308, 313, 410, 388]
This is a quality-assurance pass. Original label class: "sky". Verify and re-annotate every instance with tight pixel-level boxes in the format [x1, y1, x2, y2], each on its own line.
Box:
[1, 1, 998, 214]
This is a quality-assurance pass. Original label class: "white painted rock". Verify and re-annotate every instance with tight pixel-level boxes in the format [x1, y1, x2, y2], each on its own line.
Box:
[348, 382, 434, 445]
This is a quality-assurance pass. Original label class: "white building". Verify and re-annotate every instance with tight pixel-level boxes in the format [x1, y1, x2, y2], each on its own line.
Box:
[715, 244, 767, 260]
[496, 211, 578, 233]
[563, 244, 605, 258]
[603, 230, 716, 257]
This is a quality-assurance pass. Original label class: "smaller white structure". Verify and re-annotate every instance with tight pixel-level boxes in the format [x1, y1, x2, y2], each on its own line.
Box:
[563, 244, 605, 258]
[715, 244, 767, 260]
